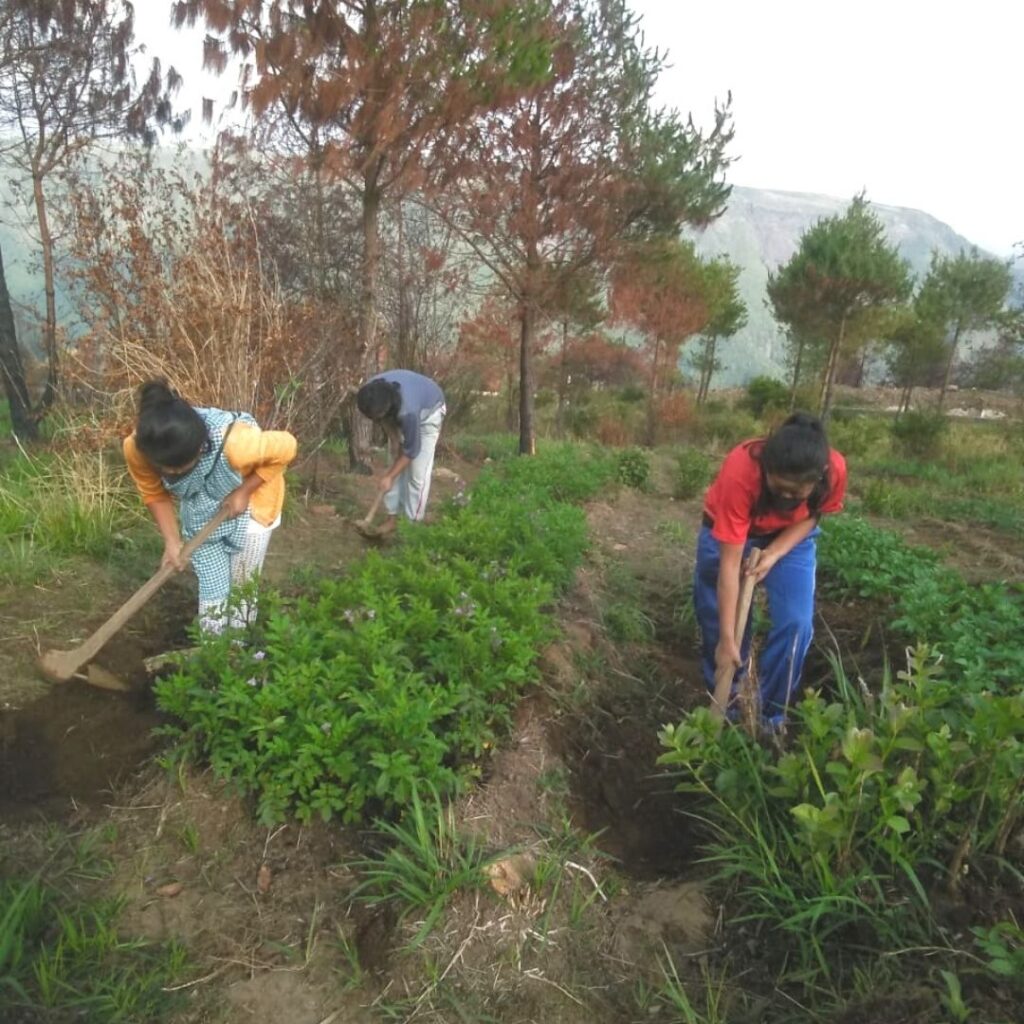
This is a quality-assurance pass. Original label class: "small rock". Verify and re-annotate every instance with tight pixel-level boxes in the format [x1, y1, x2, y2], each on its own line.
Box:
[156, 881, 184, 898]
[486, 854, 535, 898]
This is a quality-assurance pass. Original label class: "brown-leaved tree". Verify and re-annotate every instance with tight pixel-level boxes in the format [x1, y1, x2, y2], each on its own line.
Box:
[0, 0, 183, 413]
[176, 0, 551, 468]
[443, 0, 731, 453]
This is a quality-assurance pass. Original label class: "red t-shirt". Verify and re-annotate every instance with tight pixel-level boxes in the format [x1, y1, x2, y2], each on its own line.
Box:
[703, 440, 847, 545]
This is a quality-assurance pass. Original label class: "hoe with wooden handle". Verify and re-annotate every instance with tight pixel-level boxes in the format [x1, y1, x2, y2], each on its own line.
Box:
[39, 506, 232, 685]
[352, 489, 386, 538]
[710, 547, 762, 720]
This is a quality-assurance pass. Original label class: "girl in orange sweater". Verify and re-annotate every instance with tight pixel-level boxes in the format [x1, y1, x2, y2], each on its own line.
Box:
[123, 380, 297, 635]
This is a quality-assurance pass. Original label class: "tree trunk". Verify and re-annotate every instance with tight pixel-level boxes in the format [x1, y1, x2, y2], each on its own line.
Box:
[698, 335, 717, 404]
[555, 318, 569, 435]
[349, 172, 381, 473]
[395, 202, 414, 369]
[645, 335, 662, 446]
[938, 323, 962, 410]
[0, 244, 37, 440]
[518, 297, 536, 455]
[310, 143, 328, 298]
[855, 344, 870, 388]
[818, 317, 845, 424]
[32, 171, 58, 409]
[506, 371, 517, 432]
[789, 334, 806, 411]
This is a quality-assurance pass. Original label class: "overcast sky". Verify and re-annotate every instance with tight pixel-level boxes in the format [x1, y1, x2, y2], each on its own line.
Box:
[135, 0, 1022, 257]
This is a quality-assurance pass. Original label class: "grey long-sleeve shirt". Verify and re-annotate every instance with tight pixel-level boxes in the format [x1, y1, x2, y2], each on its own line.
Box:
[368, 370, 445, 459]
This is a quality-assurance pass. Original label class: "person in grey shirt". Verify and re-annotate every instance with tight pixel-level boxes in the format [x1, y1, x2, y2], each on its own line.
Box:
[356, 369, 446, 533]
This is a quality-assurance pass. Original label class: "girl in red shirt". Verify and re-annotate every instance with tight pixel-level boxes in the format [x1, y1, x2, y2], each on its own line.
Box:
[695, 412, 847, 725]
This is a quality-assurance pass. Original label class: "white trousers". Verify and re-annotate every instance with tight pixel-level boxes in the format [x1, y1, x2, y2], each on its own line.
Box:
[384, 406, 444, 522]
[198, 516, 278, 634]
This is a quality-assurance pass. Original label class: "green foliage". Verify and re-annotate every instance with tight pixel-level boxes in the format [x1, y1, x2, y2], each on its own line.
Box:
[768, 195, 912, 416]
[449, 433, 521, 462]
[0, 877, 185, 1021]
[618, 384, 646, 403]
[634, 949, 728, 1023]
[0, 444, 143, 583]
[883, 303, 946, 393]
[741, 375, 789, 417]
[917, 249, 1013, 356]
[819, 516, 1024, 691]
[616, 447, 651, 490]
[825, 412, 890, 460]
[350, 785, 500, 949]
[672, 447, 712, 500]
[853, 429, 1024, 537]
[972, 921, 1024, 983]
[156, 445, 615, 824]
[890, 410, 948, 458]
[659, 646, 1024, 989]
[690, 406, 762, 450]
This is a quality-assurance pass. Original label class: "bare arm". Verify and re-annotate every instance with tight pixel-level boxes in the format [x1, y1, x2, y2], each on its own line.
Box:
[716, 542, 744, 669]
[378, 422, 412, 493]
[148, 499, 185, 571]
[752, 517, 818, 581]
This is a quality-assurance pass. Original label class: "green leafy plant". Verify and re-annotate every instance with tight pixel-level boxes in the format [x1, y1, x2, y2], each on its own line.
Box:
[971, 920, 1024, 983]
[0, 877, 185, 1021]
[741, 375, 789, 417]
[350, 785, 502, 948]
[673, 448, 712, 499]
[659, 645, 1024, 988]
[890, 410, 948, 458]
[616, 447, 651, 490]
[819, 516, 1024, 691]
[155, 445, 615, 824]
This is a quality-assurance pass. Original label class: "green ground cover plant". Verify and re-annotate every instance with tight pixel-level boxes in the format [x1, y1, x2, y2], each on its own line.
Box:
[1, 865, 185, 1022]
[819, 516, 1024, 689]
[155, 445, 616, 825]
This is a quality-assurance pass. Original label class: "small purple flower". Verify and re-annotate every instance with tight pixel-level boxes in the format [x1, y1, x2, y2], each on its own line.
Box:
[252, 650, 266, 662]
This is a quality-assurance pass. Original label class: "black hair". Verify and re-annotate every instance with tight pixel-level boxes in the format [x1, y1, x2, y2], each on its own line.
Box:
[356, 378, 400, 421]
[751, 411, 831, 516]
[134, 379, 208, 469]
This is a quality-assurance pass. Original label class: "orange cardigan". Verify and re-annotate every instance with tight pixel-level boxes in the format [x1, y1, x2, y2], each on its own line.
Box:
[123, 423, 297, 526]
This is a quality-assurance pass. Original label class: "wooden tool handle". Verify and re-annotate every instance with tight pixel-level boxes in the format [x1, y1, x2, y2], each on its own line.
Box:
[53, 505, 233, 677]
[710, 547, 763, 719]
[361, 489, 384, 526]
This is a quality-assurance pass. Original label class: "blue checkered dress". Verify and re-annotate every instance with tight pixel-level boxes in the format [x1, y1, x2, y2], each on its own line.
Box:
[162, 407, 256, 602]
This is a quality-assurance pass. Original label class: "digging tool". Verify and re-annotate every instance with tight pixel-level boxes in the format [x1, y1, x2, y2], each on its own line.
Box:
[710, 547, 762, 721]
[39, 505, 233, 685]
[351, 489, 387, 539]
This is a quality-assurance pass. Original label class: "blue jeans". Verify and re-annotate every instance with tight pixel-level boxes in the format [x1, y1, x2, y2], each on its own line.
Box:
[693, 525, 818, 725]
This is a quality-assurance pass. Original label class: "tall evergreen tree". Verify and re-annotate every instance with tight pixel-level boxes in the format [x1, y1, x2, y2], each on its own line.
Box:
[767, 195, 911, 422]
[915, 248, 1012, 408]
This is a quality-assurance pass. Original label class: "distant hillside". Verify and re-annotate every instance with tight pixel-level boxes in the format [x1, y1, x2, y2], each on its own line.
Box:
[688, 186, 1021, 385]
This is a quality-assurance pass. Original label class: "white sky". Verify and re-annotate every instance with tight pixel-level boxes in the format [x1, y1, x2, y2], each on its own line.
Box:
[133, 0, 1022, 256]
[630, 0, 1022, 256]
